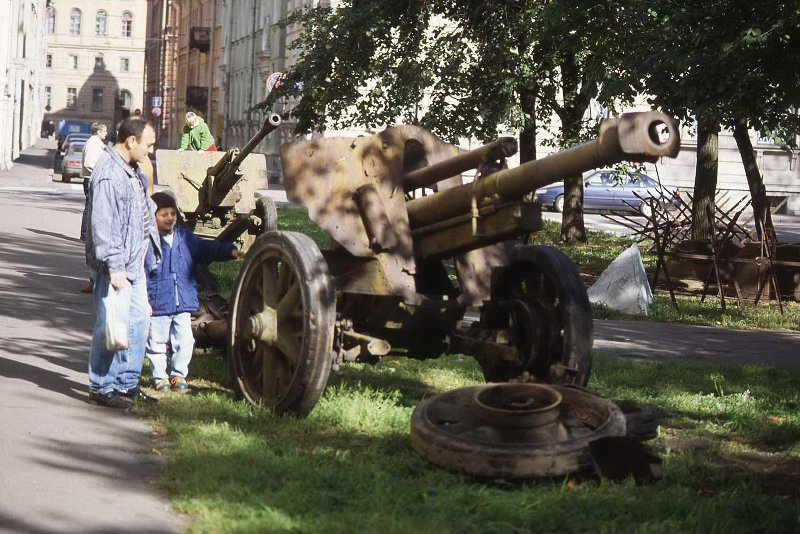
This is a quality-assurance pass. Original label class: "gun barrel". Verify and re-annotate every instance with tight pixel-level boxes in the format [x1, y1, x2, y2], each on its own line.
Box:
[207, 148, 239, 178]
[230, 113, 282, 169]
[402, 137, 518, 192]
[214, 113, 282, 194]
[406, 111, 679, 229]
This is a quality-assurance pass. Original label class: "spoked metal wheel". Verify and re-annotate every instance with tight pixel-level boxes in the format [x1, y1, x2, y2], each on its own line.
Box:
[228, 231, 335, 416]
[481, 245, 593, 386]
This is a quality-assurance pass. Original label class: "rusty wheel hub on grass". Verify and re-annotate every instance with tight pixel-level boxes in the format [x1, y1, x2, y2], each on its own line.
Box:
[411, 383, 626, 479]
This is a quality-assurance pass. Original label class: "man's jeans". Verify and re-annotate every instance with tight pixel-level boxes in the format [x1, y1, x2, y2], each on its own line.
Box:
[80, 177, 90, 241]
[146, 312, 195, 381]
[88, 269, 150, 394]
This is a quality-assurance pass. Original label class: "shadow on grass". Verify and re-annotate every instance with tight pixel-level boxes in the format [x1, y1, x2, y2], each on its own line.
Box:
[144, 391, 800, 533]
[139, 345, 800, 531]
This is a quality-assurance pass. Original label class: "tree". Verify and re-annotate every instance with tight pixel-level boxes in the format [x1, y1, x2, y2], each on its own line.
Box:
[619, 1, 800, 239]
[270, 0, 627, 242]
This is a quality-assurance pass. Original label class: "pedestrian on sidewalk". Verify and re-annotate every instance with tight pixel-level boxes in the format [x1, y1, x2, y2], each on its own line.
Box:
[79, 122, 109, 293]
[179, 112, 217, 151]
[145, 192, 242, 393]
[85, 118, 162, 409]
[80, 122, 108, 240]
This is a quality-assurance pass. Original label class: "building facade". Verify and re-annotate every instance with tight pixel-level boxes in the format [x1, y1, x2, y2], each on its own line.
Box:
[647, 129, 800, 215]
[145, 0, 226, 149]
[43, 0, 148, 135]
[144, 0, 180, 147]
[0, 0, 47, 170]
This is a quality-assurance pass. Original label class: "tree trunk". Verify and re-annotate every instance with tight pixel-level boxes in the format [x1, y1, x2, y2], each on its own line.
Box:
[732, 118, 774, 240]
[691, 120, 720, 240]
[558, 56, 587, 243]
[561, 174, 586, 242]
[519, 84, 537, 164]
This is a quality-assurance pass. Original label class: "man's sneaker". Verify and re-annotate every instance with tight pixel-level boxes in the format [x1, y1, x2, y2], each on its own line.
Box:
[154, 379, 171, 392]
[89, 390, 132, 409]
[170, 376, 189, 393]
[119, 386, 159, 404]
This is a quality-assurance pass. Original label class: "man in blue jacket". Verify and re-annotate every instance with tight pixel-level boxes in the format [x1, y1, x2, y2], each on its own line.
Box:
[85, 118, 161, 408]
[145, 192, 242, 392]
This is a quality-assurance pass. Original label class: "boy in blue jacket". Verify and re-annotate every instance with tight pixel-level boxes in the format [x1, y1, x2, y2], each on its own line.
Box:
[145, 192, 243, 392]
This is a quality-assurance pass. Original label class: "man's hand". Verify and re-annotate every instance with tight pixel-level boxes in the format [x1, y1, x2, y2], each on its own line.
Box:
[232, 249, 244, 260]
[109, 271, 128, 290]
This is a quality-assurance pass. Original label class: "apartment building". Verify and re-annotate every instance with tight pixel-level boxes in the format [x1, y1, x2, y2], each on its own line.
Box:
[0, 0, 47, 170]
[43, 0, 147, 133]
[143, 0, 180, 147]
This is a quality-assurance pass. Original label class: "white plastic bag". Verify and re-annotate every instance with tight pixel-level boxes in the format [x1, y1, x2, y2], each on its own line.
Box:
[103, 281, 130, 350]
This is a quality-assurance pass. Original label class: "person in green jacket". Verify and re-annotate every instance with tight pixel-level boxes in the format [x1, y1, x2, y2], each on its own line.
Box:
[179, 112, 217, 151]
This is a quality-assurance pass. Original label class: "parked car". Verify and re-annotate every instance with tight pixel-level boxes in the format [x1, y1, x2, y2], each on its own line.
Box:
[536, 170, 679, 217]
[60, 141, 86, 182]
[54, 133, 91, 175]
[56, 120, 90, 150]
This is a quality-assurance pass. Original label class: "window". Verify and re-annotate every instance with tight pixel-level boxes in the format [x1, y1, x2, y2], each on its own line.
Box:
[95, 10, 107, 36]
[92, 88, 103, 111]
[94, 56, 105, 72]
[46, 8, 55, 35]
[69, 9, 81, 35]
[66, 88, 77, 110]
[120, 57, 129, 72]
[121, 12, 132, 37]
[118, 89, 132, 110]
[44, 86, 52, 109]
[46, 54, 52, 68]
[69, 55, 78, 69]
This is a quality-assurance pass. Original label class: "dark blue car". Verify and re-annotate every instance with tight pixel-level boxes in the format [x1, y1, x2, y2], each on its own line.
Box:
[536, 170, 678, 217]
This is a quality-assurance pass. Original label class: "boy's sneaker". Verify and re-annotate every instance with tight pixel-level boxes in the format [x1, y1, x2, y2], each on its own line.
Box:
[170, 376, 189, 393]
[154, 379, 171, 392]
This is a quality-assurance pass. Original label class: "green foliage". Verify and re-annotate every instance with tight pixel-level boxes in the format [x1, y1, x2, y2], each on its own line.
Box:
[270, 1, 628, 149]
[620, 0, 800, 139]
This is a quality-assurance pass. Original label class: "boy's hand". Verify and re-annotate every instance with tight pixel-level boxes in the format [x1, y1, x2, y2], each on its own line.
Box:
[110, 271, 128, 289]
[231, 249, 244, 259]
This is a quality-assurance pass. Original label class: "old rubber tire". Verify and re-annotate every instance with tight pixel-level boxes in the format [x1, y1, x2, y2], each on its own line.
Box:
[256, 195, 278, 233]
[553, 195, 565, 213]
[228, 231, 335, 416]
[481, 245, 593, 386]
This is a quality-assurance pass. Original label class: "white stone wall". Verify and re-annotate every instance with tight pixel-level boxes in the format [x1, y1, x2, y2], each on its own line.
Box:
[1, 0, 47, 171]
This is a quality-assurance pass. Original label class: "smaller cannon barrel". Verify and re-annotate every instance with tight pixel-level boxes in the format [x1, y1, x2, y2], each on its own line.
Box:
[402, 137, 518, 192]
[207, 148, 240, 179]
[406, 111, 679, 229]
[213, 113, 282, 194]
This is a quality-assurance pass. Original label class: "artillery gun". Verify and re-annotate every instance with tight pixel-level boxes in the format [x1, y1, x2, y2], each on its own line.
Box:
[154, 113, 283, 251]
[222, 111, 679, 416]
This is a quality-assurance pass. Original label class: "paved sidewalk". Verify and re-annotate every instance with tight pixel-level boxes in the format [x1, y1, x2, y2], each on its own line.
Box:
[594, 319, 800, 370]
[0, 141, 182, 533]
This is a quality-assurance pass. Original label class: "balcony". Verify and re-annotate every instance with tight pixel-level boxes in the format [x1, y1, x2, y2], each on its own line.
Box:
[186, 86, 208, 110]
[189, 27, 211, 53]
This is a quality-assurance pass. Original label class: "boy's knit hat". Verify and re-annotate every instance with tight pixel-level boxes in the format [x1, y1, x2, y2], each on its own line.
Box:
[152, 192, 178, 212]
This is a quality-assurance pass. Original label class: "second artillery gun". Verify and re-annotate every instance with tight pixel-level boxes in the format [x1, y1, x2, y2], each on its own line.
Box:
[223, 111, 680, 416]
[155, 113, 283, 251]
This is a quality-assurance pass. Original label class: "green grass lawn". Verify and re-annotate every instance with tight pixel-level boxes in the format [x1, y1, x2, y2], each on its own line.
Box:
[142, 352, 800, 532]
[144, 206, 800, 531]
